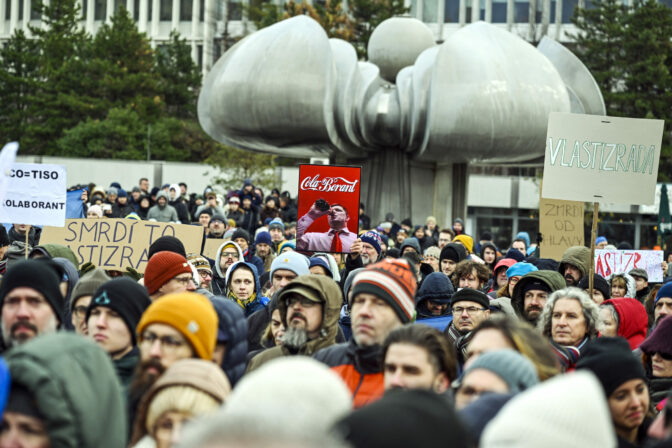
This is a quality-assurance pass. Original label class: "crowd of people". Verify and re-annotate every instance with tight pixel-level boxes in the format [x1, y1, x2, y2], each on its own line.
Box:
[1, 176, 672, 447]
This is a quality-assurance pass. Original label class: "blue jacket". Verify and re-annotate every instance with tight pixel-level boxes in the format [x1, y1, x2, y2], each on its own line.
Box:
[225, 261, 270, 317]
[210, 296, 248, 386]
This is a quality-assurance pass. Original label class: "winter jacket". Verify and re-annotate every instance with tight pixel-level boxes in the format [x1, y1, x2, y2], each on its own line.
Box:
[243, 248, 265, 277]
[415, 272, 454, 322]
[608, 272, 638, 299]
[51, 257, 80, 330]
[558, 245, 592, 278]
[5, 333, 126, 447]
[224, 261, 270, 317]
[210, 296, 248, 386]
[146, 192, 178, 222]
[211, 241, 245, 296]
[246, 294, 278, 353]
[169, 199, 191, 224]
[8, 225, 40, 246]
[239, 206, 260, 234]
[314, 338, 384, 408]
[247, 275, 342, 371]
[511, 270, 566, 320]
[112, 202, 135, 219]
[603, 298, 648, 350]
[227, 209, 245, 227]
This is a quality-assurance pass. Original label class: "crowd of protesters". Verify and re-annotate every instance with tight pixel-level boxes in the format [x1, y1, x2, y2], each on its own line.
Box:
[1, 176, 672, 447]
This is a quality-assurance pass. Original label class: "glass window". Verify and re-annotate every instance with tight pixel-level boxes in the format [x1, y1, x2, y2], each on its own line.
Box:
[197, 44, 203, 69]
[160, 0, 170, 19]
[199, 0, 203, 19]
[94, 0, 105, 19]
[561, 0, 577, 22]
[549, 0, 555, 22]
[5, 0, 9, 20]
[423, 0, 438, 22]
[31, 0, 41, 19]
[228, 1, 241, 20]
[515, 0, 528, 22]
[113, 0, 123, 15]
[133, 0, 139, 19]
[19, 0, 23, 19]
[444, 0, 458, 21]
[180, 0, 191, 20]
[148, 0, 152, 19]
[492, 0, 506, 22]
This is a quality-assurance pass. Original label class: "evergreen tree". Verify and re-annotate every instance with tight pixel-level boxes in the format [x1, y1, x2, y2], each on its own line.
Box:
[155, 31, 202, 119]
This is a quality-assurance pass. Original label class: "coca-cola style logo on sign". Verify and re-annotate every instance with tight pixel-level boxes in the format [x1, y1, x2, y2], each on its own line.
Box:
[300, 175, 359, 193]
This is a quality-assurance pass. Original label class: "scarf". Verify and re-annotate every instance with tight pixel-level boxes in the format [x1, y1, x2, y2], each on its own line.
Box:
[550, 337, 588, 372]
[227, 290, 257, 311]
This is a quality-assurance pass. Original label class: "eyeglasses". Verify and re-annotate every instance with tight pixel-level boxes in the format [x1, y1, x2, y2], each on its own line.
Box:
[198, 270, 212, 279]
[286, 296, 318, 308]
[655, 352, 672, 361]
[452, 306, 487, 315]
[172, 275, 195, 286]
[73, 305, 88, 319]
[140, 332, 186, 352]
[221, 252, 239, 259]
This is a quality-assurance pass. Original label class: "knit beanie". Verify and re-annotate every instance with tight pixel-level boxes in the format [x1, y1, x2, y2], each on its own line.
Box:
[423, 246, 440, 260]
[493, 258, 516, 276]
[350, 259, 417, 323]
[87, 205, 103, 218]
[595, 236, 607, 245]
[254, 231, 272, 246]
[576, 337, 646, 397]
[628, 268, 648, 281]
[521, 279, 552, 295]
[360, 231, 382, 255]
[70, 268, 111, 310]
[136, 292, 218, 360]
[86, 278, 152, 344]
[268, 218, 284, 231]
[187, 254, 212, 274]
[577, 274, 611, 301]
[461, 349, 539, 393]
[453, 235, 474, 254]
[309, 258, 332, 278]
[640, 314, 672, 355]
[231, 229, 250, 244]
[270, 252, 309, 277]
[504, 248, 525, 262]
[506, 262, 538, 279]
[415, 272, 454, 305]
[480, 371, 616, 448]
[0, 260, 63, 324]
[399, 238, 421, 254]
[450, 288, 489, 309]
[143, 251, 192, 295]
[656, 282, 672, 304]
[278, 240, 296, 252]
[440, 243, 467, 264]
[147, 236, 187, 259]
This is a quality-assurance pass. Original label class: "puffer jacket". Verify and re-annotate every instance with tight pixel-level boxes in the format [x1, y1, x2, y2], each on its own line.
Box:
[211, 241, 245, 296]
[210, 296, 248, 386]
[558, 246, 592, 278]
[511, 270, 566, 319]
[5, 333, 126, 447]
[608, 272, 637, 299]
[247, 275, 343, 371]
[224, 261, 270, 317]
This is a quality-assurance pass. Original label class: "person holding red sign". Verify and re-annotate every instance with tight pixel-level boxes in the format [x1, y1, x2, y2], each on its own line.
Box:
[296, 201, 356, 253]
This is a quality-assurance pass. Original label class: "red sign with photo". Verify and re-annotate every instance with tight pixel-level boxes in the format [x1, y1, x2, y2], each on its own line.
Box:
[296, 164, 361, 254]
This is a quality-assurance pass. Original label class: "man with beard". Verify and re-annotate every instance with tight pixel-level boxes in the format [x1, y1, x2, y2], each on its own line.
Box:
[510, 270, 565, 326]
[86, 277, 151, 389]
[653, 283, 672, 328]
[314, 259, 417, 407]
[558, 245, 591, 287]
[128, 292, 218, 433]
[255, 231, 276, 274]
[296, 203, 356, 252]
[340, 231, 383, 290]
[0, 260, 63, 351]
[247, 275, 342, 371]
[443, 288, 491, 367]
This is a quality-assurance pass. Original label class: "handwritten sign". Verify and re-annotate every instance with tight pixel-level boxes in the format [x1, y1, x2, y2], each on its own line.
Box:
[0, 163, 67, 226]
[539, 197, 584, 260]
[594, 250, 663, 283]
[542, 113, 664, 204]
[40, 219, 203, 273]
[203, 238, 227, 260]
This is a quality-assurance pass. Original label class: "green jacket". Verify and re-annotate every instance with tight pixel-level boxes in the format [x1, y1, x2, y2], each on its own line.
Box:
[558, 246, 592, 278]
[5, 333, 127, 448]
[511, 270, 566, 318]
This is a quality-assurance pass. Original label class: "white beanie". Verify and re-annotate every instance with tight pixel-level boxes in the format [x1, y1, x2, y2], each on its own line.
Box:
[480, 371, 616, 448]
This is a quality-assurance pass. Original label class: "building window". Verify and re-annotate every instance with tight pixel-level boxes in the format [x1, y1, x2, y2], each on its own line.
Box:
[423, 0, 438, 22]
[94, 0, 106, 19]
[197, 44, 203, 69]
[180, 0, 191, 19]
[30, 0, 41, 19]
[160, 0, 171, 20]
[492, 0, 506, 22]
[227, 0, 241, 19]
[515, 0, 528, 22]
[133, 0, 139, 19]
[444, 0, 458, 21]
[5, 0, 10, 19]
[148, 0, 152, 20]
[561, 0, 576, 22]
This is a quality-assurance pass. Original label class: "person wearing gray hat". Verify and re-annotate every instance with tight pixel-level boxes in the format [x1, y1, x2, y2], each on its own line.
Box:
[454, 349, 539, 409]
[70, 268, 111, 334]
[628, 268, 650, 302]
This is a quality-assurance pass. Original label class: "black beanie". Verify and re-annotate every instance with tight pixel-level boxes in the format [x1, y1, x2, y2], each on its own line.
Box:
[450, 288, 490, 309]
[577, 274, 611, 301]
[0, 226, 9, 247]
[522, 280, 552, 295]
[231, 228, 250, 244]
[576, 337, 646, 397]
[504, 248, 525, 262]
[440, 243, 467, 264]
[148, 236, 186, 259]
[86, 277, 152, 345]
[0, 260, 63, 325]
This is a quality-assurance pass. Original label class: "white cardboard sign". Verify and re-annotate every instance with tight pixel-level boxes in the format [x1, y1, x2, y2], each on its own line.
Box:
[594, 249, 664, 283]
[0, 163, 67, 227]
[542, 113, 664, 205]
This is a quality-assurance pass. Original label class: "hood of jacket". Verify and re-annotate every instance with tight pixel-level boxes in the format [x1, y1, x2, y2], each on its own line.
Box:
[225, 261, 262, 296]
[5, 333, 126, 448]
[558, 246, 592, 278]
[210, 296, 248, 386]
[608, 272, 637, 299]
[604, 298, 648, 350]
[277, 275, 343, 355]
[215, 240, 245, 278]
[30, 244, 80, 270]
[415, 272, 454, 318]
[511, 270, 566, 317]
[156, 190, 170, 207]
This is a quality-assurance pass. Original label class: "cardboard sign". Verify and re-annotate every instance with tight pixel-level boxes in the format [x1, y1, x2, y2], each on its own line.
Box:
[203, 238, 226, 260]
[542, 113, 664, 204]
[296, 164, 361, 253]
[0, 163, 67, 227]
[539, 197, 584, 260]
[594, 249, 664, 283]
[40, 219, 203, 273]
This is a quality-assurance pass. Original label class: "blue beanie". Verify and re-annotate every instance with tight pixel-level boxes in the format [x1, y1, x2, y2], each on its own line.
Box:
[309, 257, 333, 277]
[655, 282, 672, 304]
[270, 251, 309, 277]
[255, 231, 272, 246]
[506, 262, 538, 279]
[117, 188, 128, 198]
[269, 218, 285, 231]
[596, 236, 607, 245]
[360, 231, 382, 255]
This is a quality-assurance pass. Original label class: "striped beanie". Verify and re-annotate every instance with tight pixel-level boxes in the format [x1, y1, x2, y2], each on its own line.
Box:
[350, 259, 417, 323]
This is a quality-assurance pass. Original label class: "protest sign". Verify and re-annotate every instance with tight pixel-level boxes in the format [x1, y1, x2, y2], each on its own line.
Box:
[40, 219, 203, 273]
[594, 249, 664, 283]
[203, 238, 225, 260]
[0, 163, 67, 227]
[296, 164, 361, 253]
[542, 113, 664, 205]
[0, 142, 18, 208]
[539, 197, 584, 260]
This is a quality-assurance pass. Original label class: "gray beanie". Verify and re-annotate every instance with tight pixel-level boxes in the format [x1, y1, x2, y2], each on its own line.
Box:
[70, 268, 111, 310]
[399, 238, 421, 254]
[628, 268, 648, 281]
[462, 349, 539, 393]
